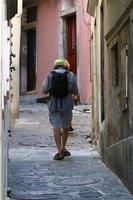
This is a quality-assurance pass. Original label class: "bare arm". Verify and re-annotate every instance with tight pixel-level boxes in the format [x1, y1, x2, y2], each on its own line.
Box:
[42, 73, 51, 94]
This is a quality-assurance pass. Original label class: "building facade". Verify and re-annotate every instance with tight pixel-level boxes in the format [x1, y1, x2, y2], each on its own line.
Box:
[20, 0, 92, 104]
[87, 0, 133, 194]
[0, 0, 22, 199]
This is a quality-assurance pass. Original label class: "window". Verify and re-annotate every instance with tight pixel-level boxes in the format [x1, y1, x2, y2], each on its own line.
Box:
[111, 43, 119, 86]
[120, 44, 128, 111]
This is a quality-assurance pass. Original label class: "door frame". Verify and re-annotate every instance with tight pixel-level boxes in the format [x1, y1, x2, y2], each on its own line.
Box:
[66, 14, 77, 74]
[59, 6, 80, 88]
[20, 27, 37, 94]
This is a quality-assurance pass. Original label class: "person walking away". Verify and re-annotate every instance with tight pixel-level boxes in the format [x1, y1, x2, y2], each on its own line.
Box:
[42, 59, 78, 160]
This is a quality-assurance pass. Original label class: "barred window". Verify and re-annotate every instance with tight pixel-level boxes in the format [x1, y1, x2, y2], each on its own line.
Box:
[111, 43, 119, 86]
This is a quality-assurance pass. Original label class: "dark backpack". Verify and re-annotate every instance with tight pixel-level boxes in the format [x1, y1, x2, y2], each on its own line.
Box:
[50, 71, 69, 98]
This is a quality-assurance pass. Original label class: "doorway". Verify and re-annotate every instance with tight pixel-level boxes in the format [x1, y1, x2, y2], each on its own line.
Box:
[27, 29, 36, 91]
[66, 14, 77, 74]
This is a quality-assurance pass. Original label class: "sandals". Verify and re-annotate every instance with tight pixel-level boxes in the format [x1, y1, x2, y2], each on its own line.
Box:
[62, 149, 71, 157]
[54, 149, 71, 160]
[54, 153, 64, 160]
[69, 127, 74, 131]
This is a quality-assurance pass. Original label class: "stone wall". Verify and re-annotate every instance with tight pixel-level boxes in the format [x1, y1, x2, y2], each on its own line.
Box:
[102, 0, 133, 194]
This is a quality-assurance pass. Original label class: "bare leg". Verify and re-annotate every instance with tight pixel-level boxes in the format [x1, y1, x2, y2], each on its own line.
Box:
[53, 128, 62, 153]
[61, 128, 69, 151]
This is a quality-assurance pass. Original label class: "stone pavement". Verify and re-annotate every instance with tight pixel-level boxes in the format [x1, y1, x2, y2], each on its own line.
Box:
[8, 102, 133, 200]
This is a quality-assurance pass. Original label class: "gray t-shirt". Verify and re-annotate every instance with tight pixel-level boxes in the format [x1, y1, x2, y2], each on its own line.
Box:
[42, 68, 78, 112]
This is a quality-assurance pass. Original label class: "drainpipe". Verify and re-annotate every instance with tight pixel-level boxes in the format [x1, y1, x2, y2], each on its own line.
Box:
[0, 0, 4, 199]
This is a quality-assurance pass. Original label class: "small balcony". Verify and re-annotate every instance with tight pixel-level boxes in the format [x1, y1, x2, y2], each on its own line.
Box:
[6, 0, 17, 20]
[23, 0, 37, 8]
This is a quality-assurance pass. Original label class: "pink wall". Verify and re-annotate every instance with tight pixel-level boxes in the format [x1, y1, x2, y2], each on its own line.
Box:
[36, 0, 59, 96]
[71, 0, 92, 103]
[78, 0, 92, 103]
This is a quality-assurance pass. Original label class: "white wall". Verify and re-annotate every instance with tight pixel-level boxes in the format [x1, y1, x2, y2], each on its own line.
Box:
[0, 0, 23, 198]
[10, 0, 23, 120]
[89, 0, 104, 144]
[0, 0, 10, 198]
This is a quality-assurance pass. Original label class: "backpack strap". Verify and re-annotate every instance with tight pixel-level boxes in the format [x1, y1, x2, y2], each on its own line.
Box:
[50, 70, 56, 75]
[49, 71, 57, 110]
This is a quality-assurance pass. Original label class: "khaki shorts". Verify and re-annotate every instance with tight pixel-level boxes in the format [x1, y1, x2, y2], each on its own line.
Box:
[49, 111, 72, 129]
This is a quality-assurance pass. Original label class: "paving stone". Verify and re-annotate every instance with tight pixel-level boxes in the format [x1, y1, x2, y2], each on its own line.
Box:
[9, 102, 133, 200]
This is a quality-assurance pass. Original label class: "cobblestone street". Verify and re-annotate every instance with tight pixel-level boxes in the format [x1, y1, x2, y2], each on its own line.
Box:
[9, 100, 133, 200]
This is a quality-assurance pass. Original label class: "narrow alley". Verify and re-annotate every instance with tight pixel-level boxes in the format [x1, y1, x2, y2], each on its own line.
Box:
[1, 0, 133, 199]
[8, 98, 133, 200]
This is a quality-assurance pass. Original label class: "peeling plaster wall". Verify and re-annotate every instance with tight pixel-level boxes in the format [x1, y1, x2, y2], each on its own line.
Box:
[88, 0, 104, 143]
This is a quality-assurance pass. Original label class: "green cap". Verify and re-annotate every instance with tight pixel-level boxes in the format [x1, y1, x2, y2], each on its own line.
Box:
[54, 59, 64, 66]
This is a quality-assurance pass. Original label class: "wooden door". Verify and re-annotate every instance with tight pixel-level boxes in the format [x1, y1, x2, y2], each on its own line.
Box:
[66, 14, 77, 74]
